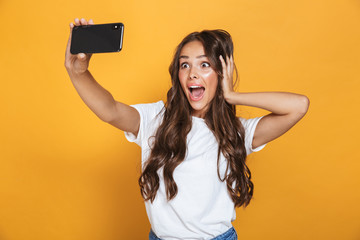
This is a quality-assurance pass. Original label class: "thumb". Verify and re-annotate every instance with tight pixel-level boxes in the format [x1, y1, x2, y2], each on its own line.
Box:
[77, 53, 86, 60]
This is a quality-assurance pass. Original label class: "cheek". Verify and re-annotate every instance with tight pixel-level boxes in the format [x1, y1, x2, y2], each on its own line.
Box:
[209, 81, 218, 96]
[178, 71, 183, 80]
[179, 70, 188, 83]
[178, 71, 188, 92]
[204, 72, 218, 94]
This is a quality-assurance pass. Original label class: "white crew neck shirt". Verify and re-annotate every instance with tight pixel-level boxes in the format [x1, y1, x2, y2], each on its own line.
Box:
[124, 100, 267, 240]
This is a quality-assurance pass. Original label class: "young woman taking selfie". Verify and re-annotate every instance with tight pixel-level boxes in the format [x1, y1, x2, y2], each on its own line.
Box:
[65, 18, 309, 240]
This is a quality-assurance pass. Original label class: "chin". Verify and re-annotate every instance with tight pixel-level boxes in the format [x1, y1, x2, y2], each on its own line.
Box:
[188, 101, 209, 117]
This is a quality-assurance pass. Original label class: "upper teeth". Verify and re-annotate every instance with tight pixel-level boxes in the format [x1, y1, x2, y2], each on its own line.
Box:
[189, 86, 202, 88]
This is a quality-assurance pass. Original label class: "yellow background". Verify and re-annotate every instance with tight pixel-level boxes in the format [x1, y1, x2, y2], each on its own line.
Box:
[1, 0, 359, 239]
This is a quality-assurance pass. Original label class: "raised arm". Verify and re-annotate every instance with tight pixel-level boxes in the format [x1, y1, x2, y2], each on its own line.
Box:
[226, 91, 309, 149]
[64, 18, 140, 136]
[220, 55, 310, 149]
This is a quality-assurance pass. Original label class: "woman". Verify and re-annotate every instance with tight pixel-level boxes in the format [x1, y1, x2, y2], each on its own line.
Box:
[65, 18, 309, 240]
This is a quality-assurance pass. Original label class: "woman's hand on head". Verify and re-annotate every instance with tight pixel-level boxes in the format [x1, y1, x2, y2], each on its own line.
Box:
[65, 18, 94, 75]
[219, 55, 235, 102]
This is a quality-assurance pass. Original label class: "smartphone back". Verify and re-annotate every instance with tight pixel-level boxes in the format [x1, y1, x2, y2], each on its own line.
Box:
[70, 22, 124, 54]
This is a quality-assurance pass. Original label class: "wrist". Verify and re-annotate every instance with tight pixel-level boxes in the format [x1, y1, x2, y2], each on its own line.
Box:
[224, 91, 237, 105]
[67, 68, 89, 79]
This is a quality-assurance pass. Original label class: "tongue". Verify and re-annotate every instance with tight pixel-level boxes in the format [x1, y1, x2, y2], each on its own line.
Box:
[192, 88, 204, 98]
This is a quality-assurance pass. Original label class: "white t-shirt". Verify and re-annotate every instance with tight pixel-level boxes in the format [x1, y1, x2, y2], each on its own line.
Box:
[124, 100, 267, 240]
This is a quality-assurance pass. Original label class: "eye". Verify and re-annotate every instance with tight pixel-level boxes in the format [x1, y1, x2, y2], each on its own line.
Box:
[180, 62, 189, 69]
[201, 62, 210, 68]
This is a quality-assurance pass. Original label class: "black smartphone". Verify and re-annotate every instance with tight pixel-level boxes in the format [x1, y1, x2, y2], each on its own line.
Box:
[70, 22, 124, 54]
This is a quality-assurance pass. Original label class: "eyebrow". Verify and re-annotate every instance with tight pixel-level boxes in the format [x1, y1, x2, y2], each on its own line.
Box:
[179, 55, 207, 59]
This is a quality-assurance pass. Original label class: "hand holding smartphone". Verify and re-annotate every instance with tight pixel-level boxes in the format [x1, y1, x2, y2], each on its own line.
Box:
[65, 18, 124, 76]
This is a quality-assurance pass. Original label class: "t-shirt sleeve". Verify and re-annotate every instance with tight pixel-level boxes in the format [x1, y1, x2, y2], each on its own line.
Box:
[239, 116, 267, 155]
[124, 101, 164, 147]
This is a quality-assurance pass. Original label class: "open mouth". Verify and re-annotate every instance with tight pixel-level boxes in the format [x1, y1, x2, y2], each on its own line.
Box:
[188, 86, 205, 101]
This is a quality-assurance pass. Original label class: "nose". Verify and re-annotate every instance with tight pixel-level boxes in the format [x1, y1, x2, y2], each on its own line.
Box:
[189, 68, 198, 79]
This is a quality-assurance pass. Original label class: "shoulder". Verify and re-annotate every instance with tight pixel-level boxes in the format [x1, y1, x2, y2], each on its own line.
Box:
[123, 100, 164, 145]
[238, 116, 267, 155]
[131, 100, 164, 111]
[130, 100, 165, 119]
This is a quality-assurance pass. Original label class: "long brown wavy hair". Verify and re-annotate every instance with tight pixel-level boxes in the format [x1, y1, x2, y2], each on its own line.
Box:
[138, 29, 254, 208]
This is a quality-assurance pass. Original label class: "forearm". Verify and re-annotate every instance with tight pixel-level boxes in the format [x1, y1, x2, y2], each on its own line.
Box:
[225, 91, 309, 115]
[66, 69, 116, 122]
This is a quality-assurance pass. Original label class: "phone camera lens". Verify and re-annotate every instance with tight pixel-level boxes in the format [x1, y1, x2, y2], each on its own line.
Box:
[112, 24, 120, 30]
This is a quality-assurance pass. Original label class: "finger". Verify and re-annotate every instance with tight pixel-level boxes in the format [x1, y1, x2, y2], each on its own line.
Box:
[68, 22, 74, 40]
[89, 19, 94, 25]
[74, 18, 81, 26]
[77, 52, 92, 65]
[77, 53, 86, 60]
[226, 55, 231, 74]
[229, 55, 233, 71]
[65, 22, 75, 58]
[230, 55, 234, 73]
[80, 18, 87, 25]
[220, 55, 228, 77]
[219, 55, 226, 73]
